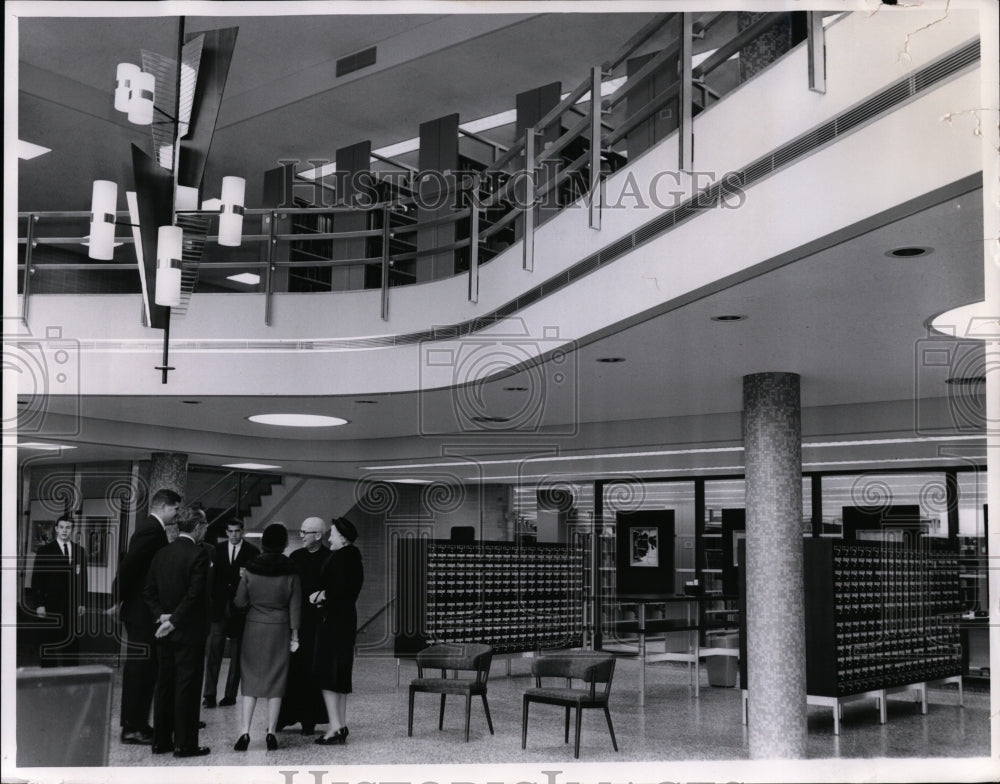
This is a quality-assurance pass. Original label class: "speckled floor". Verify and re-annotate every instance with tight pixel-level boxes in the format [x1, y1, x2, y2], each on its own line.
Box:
[95, 651, 990, 768]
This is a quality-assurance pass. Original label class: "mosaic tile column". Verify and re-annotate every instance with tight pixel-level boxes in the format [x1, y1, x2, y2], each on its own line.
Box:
[148, 452, 187, 505]
[743, 372, 807, 758]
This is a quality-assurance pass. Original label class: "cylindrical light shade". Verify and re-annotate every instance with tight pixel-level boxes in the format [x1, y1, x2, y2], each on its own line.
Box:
[155, 267, 182, 307]
[128, 71, 155, 125]
[88, 180, 118, 260]
[218, 176, 246, 246]
[115, 63, 140, 113]
[155, 225, 183, 306]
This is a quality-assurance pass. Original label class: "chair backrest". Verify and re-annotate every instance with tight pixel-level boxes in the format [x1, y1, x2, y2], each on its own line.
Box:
[416, 643, 493, 684]
[532, 653, 615, 701]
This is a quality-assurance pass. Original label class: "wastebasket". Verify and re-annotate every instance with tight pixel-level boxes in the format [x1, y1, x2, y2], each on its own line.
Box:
[705, 631, 739, 687]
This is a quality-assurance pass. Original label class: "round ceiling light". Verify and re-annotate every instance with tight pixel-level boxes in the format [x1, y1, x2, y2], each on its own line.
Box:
[248, 413, 348, 427]
[710, 314, 746, 322]
[886, 246, 932, 258]
[504, 386, 528, 391]
[354, 399, 378, 405]
[595, 357, 626, 363]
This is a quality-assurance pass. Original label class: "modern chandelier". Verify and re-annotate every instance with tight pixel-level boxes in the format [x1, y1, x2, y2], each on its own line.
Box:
[87, 19, 243, 383]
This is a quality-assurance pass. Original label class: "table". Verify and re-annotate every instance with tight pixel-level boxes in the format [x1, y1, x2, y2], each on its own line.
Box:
[610, 593, 739, 705]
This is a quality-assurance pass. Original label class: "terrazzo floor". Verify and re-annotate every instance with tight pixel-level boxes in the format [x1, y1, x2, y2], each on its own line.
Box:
[91, 650, 991, 769]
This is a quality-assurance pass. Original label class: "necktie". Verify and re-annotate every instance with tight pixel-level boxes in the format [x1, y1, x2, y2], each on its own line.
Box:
[62, 543, 70, 562]
[231, 545, 236, 564]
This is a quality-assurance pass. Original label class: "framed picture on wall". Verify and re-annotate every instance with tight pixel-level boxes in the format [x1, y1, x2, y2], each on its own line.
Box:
[30, 520, 55, 552]
[83, 517, 114, 567]
[630, 527, 659, 567]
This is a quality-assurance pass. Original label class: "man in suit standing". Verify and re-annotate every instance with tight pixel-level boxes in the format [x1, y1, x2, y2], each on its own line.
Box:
[115, 488, 182, 745]
[203, 518, 258, 708]
[33, 515, 89, 667]
[143, 506, 212, 758]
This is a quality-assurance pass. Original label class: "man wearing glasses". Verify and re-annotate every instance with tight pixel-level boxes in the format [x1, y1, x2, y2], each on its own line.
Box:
[276, 516, 330, 735]
[203, 519, 259, 708]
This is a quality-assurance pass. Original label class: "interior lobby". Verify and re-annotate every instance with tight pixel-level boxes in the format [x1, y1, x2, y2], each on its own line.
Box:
[5, 2, 999, 782]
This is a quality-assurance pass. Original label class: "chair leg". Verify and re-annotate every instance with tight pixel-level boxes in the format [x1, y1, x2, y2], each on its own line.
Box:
[481, 693, 494, 734]
[464, 693, 472, 742]
[574, 707, 582, 759]
[408, 689, 415, 737]
[564, 706, 570, 743]
[521, 697, 529, 749]
[604, 706, 618, 751]
[439, 694, 446, 730]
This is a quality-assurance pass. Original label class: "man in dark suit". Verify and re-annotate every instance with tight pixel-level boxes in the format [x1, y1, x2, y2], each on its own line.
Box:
[203, 518, 258, 708]
[114, 488, 181, 745]
[143, 506, 212, 758]
[33, 515, 89, 667]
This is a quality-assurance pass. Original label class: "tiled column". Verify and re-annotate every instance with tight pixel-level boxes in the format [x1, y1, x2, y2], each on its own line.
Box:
[148, 452, 187, 502]
[743, 372, 807, 758]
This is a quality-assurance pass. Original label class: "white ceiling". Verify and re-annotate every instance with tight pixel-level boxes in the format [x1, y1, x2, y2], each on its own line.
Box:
[13, 6, 989, 483]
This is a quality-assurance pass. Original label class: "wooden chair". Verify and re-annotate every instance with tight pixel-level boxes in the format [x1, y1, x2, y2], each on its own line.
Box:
[521, 652, 618, 759]
[407, 643, 494, 742]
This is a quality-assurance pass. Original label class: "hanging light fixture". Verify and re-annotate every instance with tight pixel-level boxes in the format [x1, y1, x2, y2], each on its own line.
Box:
[114, 63, 141, 112]
[87, 180, 118, 260]
[128, 70, 155, 125]
[154, 225, 183, 306]
[218, 176, 246, 246]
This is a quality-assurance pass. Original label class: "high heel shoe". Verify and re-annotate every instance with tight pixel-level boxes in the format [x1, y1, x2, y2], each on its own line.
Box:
[233, 734, 250, 752]
[315, 727, 347, 745]
[266, 733, 278, 751]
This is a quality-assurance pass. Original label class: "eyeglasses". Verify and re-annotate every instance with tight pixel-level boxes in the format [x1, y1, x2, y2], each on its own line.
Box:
[299, 530, 321, 536]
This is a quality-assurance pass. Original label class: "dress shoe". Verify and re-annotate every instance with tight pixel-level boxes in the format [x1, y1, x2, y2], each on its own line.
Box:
[120, 728, 153, 745]
[202, 696, 216, 708]
[315, 727, 347, 745]
[266, 732, 278, 751]
[233, 734, 250, 752]
[218, 696, 237, 707]
[173, 746, 210, 758]
[151, 743, 173, 755]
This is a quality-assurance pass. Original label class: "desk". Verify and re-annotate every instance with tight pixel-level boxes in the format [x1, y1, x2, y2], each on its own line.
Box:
[611, 593, 739, 705]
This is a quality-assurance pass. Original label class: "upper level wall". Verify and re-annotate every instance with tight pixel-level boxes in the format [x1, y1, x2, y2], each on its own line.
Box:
[14, 9, 984, 397]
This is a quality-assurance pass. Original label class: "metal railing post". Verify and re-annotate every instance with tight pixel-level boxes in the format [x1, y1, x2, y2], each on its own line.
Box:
[589, 67, 603, 231]
[21, 214, 37, 324]
[807, 11, 827, 94]
[523, 127, 536, 272]
[381, 205, 391, 320]
[469, 197, 479, 303]
[264, 212, 276, 326]
[678, 13, 694, 172]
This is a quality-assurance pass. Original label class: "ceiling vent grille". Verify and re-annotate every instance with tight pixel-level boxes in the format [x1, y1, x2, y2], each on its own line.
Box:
[336, 46, 377, 77]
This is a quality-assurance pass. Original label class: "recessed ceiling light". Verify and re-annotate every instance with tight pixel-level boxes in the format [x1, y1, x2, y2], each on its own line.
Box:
[18, 442, 76, 451]
[886, 246, 931, 258]
[503, 386, 528, 391]
[354, 399, 378, 405]
[595, 357, 626, 363]
[181, 399, 201, 404]
[18, 140, 51, 160]
[248, 413, 348, 427]
[227, 273, 261, 285]
[944, 376, 986, 386]
[390, 478, 434, 484]
[710, 314, 746, 322]
[223, 462, 282, 470]
[470, 415, 511, 423]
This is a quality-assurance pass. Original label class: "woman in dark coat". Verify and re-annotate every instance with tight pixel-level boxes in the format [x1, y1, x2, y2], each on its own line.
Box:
[233, 523, 301, 751]
[312, 517, 364, 745]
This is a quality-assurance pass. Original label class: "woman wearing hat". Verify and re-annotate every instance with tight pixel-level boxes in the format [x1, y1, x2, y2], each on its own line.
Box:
[311, 517, 364, 745]
[232, 523, 301, 752]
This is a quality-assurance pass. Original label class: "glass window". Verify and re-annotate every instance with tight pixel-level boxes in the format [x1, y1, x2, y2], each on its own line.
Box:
[820, 472, 949, 539]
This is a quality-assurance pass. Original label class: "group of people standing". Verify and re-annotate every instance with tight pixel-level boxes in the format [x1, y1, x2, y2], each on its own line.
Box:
[111, 488, 363, 758]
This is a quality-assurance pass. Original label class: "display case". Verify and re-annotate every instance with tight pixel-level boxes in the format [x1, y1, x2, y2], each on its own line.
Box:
[394, 538, 585, 656]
